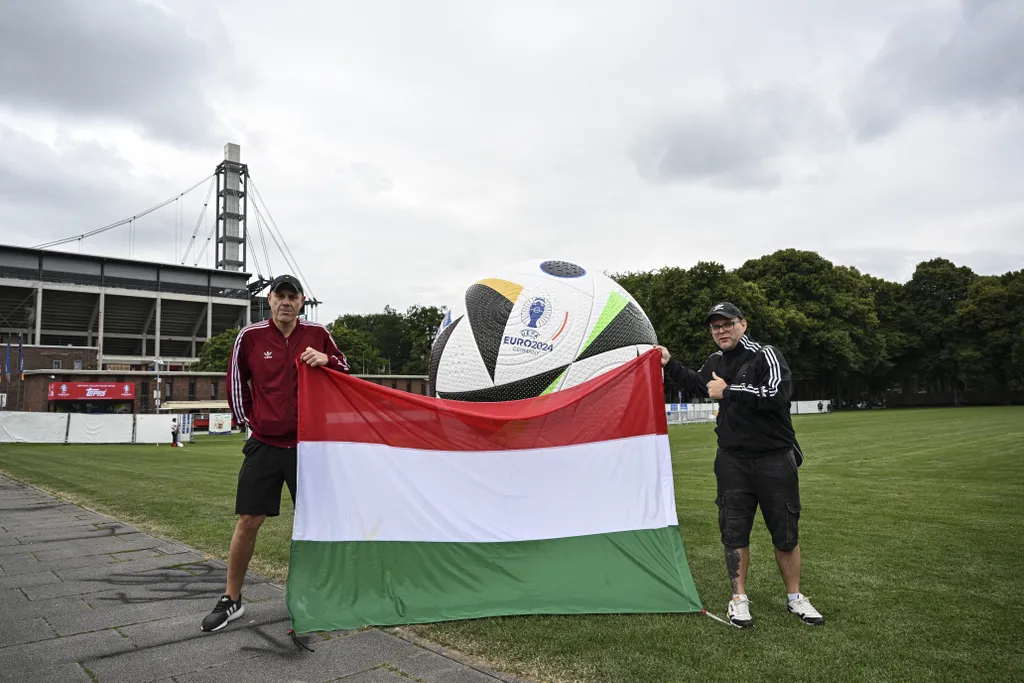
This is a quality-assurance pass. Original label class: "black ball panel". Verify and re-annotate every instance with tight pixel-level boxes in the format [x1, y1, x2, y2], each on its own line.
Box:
[575, 302, 657, 362]
[465, 283, 515, 381]
[428, 315, 462, 397]
[438, 365, 568, 402]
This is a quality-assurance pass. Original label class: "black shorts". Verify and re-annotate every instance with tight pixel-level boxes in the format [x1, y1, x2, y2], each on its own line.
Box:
[235, 437, 297, 517]
[714, 448, 801, 551]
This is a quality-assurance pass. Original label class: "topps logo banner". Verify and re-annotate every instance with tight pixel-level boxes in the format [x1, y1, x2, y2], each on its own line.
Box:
[48, 382, 136, 401]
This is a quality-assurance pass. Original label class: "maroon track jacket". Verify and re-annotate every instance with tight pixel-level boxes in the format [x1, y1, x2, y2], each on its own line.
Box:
[227, 319, 349, 448]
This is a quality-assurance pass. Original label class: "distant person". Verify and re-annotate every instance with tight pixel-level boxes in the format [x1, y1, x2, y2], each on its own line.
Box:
[201, 274, 350, 633]
[655, 303, 824, 629]
[171, 418, 179, 447]
[817, 401, 823, 414]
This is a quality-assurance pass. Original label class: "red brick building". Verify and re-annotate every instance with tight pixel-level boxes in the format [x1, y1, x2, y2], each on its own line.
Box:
[8, 366, 428, 417]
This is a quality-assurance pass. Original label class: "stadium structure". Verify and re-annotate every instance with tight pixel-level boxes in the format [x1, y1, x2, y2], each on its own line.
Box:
[0, 144, 428, 426]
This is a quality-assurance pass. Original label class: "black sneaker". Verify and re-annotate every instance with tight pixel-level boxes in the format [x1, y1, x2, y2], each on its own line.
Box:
[201, 594, 245, 632]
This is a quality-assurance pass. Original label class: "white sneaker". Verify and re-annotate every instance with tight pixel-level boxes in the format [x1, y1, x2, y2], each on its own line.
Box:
[788, 595, 824, 626]
[727, 595, 754, 628]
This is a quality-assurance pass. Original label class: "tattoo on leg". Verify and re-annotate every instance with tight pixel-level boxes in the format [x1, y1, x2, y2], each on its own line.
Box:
[725, 547, 740, 594]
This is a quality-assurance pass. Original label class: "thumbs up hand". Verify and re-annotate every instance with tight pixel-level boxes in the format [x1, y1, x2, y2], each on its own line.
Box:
[707, 371, 727, 399]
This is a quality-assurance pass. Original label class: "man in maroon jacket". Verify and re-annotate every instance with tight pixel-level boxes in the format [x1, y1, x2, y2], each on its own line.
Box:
[201, 274, 349, 633]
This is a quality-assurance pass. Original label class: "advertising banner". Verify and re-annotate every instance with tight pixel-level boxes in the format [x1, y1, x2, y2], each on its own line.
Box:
[209, 413, 233, 435]
[49, 382, 136, 401]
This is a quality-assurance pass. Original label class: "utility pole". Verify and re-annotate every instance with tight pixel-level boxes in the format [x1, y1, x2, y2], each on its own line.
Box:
[154, 359, 163, 414]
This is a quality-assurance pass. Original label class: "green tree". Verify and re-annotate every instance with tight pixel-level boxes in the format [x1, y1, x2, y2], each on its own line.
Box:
[327, 323, 384, 375]
[1008, 271, 1024, 391]
[402, 305, 446, 374]
[957, 270, 1024, 393]
[327, 305, 444, 375]
[335, 306, 410, 374]
[736, 250, 885, 399]
[193, 328, 239, 372]
[614, 262, 783, 401]
[903, 258, 977, 397]
[862, 275, 913, 393]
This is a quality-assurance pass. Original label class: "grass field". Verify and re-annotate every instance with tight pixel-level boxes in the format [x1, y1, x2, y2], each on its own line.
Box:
[1, 407, 1023, 683]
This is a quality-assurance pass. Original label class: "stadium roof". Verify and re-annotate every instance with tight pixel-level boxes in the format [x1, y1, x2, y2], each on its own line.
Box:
[0, 243, 252, 279]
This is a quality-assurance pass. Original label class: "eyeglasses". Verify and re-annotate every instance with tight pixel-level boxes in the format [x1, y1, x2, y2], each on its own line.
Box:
[709, 320, 739, 333]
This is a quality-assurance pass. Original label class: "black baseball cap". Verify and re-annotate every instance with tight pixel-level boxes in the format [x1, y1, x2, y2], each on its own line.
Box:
[269, 274, 303, 295]
[705, 302, 744, 323]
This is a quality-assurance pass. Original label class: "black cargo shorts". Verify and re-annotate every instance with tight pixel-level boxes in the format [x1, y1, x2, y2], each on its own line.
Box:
[713, 448, 801, 551]
[235, 436, 297, 517]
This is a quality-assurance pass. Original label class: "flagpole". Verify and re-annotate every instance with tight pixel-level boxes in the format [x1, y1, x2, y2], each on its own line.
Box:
[4, 334, 10, 410]
[17, 333, 23, 411]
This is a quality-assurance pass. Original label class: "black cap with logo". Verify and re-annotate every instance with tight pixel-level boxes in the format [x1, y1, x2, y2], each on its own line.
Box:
[705, 302, 744, 323]
[269, 274, 303, 295]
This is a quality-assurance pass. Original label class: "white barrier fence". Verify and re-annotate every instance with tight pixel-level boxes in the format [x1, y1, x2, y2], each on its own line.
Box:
[667, 398, 833, 425]
[67, 414, 134, 444]
[0, 413, 194, 445]
[0, 412, 68, 443]
[791, 400, 832, 414]
[666, 403, 718, 425]
[135, 415, 183, 444]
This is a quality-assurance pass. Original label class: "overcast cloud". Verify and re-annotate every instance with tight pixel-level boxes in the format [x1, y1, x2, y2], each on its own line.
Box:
[1, 0, 1022, 321]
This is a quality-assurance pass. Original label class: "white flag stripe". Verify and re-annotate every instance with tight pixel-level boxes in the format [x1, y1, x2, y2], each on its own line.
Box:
[294, 434, 678, 544]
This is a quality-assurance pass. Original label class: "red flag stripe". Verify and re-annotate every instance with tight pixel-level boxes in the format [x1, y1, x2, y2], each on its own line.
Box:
[298, 349, 668, 450]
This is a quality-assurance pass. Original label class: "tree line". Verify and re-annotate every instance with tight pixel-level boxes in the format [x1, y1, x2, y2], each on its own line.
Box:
[616, 250, 1023, 403]
[195, 249, 1023, 404]
[194, 305, 446, 377]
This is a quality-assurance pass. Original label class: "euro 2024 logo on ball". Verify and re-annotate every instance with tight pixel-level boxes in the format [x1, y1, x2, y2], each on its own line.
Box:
[522, 296, 552, 331]
[504, 296, 557, 355]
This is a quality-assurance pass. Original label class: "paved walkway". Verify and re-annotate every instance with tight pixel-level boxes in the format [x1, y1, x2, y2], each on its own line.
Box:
[0, 474, 535, 683]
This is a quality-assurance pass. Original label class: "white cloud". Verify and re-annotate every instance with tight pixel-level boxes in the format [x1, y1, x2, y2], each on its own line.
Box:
[847, 0, 1024, 139]
[1, 0, 1022, 323]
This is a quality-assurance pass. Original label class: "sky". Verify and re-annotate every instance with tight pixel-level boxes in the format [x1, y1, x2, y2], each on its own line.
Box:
[1, 0, 1022, 321]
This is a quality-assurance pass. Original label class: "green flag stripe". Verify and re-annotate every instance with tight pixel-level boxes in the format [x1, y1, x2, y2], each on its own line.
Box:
[287, 526, 702, 633]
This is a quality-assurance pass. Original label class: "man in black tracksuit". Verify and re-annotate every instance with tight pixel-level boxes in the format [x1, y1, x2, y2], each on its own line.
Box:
[657, 302, 824, 628]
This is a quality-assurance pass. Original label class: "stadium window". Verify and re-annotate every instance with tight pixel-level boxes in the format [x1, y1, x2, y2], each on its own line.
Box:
[210, 381, 218, 399]
[52, 359, 62, 369]
[164, 382, 173, 399]
[188, 380, 196, 401]
[73, 359, 83, 370]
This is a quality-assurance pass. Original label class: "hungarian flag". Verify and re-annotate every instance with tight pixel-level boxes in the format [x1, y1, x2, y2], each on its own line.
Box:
[286, 349, 702, 633]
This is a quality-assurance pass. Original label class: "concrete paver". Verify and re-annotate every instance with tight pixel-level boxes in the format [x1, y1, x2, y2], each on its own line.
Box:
[0, 475, 536, 683]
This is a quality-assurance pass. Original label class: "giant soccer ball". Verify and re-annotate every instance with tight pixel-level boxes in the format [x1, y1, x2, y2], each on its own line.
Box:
[429, 259, 658, 401]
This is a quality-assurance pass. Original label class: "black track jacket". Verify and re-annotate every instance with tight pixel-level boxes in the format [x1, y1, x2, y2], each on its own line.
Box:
[665, 335, 796, 457]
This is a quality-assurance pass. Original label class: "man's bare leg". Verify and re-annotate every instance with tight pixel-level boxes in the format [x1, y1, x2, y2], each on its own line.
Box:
[725, 546, 750, 595]
[226, 515, 265, 600]
[775, 544, 800, 594]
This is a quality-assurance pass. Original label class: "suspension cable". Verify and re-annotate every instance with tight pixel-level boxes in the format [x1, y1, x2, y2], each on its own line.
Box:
[248, 177, 315, 300]
[33, 175, 214, 249]
[180, 177, 217, 264]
